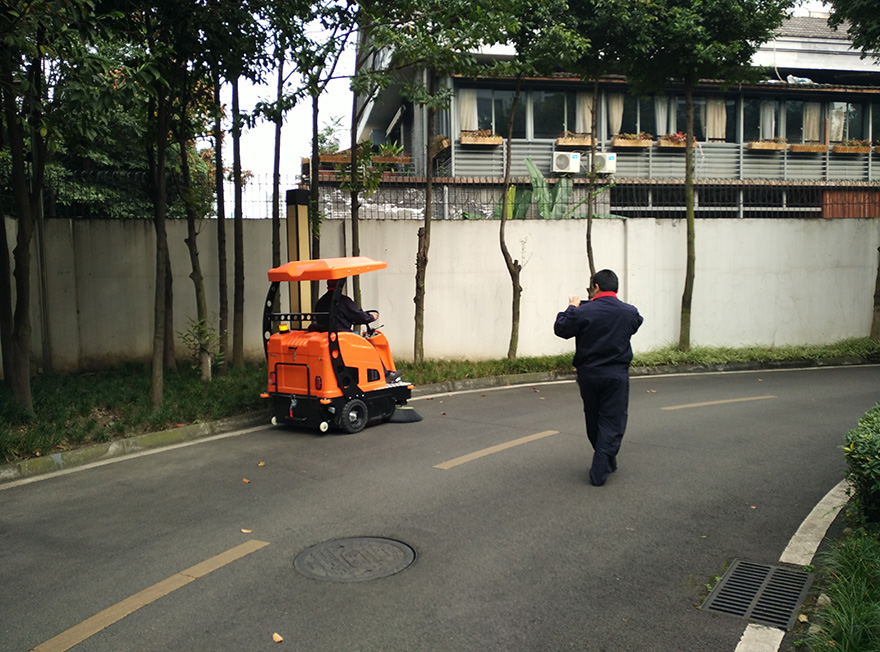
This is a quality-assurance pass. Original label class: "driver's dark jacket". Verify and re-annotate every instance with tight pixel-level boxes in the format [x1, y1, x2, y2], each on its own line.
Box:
[313, 291, 376, 332]
[554, 293, 643, 379]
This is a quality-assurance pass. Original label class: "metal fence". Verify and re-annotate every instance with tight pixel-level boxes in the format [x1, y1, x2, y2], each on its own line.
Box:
[316, 178, 880, 221]
[0, 171, 302, 221]
[3, 169, 879, 222]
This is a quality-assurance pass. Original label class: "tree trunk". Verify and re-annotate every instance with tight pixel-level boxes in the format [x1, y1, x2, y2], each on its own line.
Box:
[231, 77, 245, 369]
[2, 75, 38, 414]
[678, 84, 696, 352]
[0, 104, 9, 385]
[585, 78, 599, 280]
[213, 75, 229, 375]
[500, 78, 523, 362]
[309, 92, 321, 305]
[271, 57, 283, 270]
[163, 252, 175, 371]
[0, 191, 13, 388]
[350, 90, 362, 305]
[179, 130, 210, 381]
[413, 74, 437, 364]
[871, 246, 880, 341]
[148, 91, 170, 408]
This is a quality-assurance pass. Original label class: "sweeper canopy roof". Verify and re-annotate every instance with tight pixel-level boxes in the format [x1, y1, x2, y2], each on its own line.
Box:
[267, 256, 387, 283]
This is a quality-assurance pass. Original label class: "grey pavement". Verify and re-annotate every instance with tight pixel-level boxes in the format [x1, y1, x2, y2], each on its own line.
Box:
[2, 364, 878, 652]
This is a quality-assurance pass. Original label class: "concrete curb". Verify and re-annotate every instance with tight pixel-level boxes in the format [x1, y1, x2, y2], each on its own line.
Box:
[411, 370, 575, 397]
[2, 356, 875, 485]
[0, 411, 270, 485]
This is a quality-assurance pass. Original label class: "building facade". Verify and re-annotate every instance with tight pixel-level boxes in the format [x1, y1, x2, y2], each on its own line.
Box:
[349, 14, 880, 222]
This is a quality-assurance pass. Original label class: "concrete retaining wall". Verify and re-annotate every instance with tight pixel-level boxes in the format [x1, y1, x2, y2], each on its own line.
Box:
[2, 214, 878, 376]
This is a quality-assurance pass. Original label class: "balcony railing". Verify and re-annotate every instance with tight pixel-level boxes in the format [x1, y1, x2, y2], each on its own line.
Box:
[451, 140, 879, 183]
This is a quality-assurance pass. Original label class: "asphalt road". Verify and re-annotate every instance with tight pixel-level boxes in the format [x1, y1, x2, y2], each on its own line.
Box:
[2, 365, 879, 652]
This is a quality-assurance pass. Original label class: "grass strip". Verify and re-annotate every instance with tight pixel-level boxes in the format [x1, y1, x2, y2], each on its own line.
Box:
[1, 337, 878, 463]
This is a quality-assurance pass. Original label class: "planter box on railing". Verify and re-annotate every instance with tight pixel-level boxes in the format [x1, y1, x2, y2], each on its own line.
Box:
[302, 154, 412, 165]
[611, 137, 653, 148]
[657, 139, 687, 149]
[832, 144, 871, 154]
[556, 135, 594, 147]
[460, 131, 503, 146]
[747, 141, 787, 151]
[789, 143, 828, 153]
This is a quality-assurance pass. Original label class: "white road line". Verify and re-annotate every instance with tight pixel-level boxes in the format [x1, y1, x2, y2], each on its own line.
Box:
[780, 480, 849, 567]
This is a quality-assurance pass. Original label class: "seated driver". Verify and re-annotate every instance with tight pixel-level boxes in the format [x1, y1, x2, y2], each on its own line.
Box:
[313, 278, 378, 332]
[313, 278, 401, 383]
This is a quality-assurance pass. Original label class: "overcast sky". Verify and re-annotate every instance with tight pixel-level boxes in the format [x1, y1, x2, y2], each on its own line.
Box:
[235, 49, 355, 185]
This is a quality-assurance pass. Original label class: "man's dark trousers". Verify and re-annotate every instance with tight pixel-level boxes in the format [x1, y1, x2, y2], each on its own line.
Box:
[578, 373, 629, 486]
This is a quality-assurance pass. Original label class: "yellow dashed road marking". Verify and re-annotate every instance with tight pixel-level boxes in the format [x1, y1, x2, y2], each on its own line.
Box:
[434, 430, 560, 470]
[33, 539, 270, 652]
[661, 395, 777, 411]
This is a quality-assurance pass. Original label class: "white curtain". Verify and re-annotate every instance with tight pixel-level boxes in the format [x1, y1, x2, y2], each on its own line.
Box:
[575, 93, 594, 134]
[804, 102, 822, 141]
[654, 97, 669, 136]
[459, 89, 478, 131]
[608, 93, 625, 135]
[706, 99, 727, 140]
[760, 101, 777, 139]
[829, 102, 845, 142]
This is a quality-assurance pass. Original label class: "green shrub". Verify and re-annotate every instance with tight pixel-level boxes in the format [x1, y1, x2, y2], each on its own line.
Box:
[800, 529, 880, 652]
[844, 403, 880, 525]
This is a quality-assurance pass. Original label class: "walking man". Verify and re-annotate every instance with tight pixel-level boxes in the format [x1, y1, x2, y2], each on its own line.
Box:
[554, 269, 643, 486]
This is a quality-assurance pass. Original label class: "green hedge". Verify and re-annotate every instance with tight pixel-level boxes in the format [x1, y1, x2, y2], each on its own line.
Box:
[844, 403, 880, 525]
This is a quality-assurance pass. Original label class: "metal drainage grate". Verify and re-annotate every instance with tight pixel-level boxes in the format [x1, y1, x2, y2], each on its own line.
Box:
[702, 559, 813, 630]
[294, 537, 416, 583]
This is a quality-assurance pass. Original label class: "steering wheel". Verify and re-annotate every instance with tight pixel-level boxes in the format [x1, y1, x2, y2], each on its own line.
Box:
[365, 310, 379, 336]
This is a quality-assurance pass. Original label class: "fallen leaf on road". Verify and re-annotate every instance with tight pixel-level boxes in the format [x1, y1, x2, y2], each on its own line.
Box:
[257, 461, 266, 467]
[241, 528, 253, 534]
[272, 632, 284, 643]
[242, 478, 251, 484]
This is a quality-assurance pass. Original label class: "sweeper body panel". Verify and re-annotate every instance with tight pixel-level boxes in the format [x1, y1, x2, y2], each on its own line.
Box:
[262, 257, 413, 434]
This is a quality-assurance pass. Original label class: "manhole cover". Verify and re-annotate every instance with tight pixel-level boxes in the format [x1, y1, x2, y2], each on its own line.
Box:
[702, 559, 813, 630]
[294, 537, 416, 582]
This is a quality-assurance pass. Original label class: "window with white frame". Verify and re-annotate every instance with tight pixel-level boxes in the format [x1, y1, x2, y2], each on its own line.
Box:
[785, 101, 824, 143]
[533, 91, 572, 138]
[674, 96, 708, 140]
[829, 101, 865, 142]
[704, 97, 735, 142]
[470, 89, 526, 137]
[873, 104, 880, 144]
[608, 94, 658, 136]
[743, 98, 780, 141]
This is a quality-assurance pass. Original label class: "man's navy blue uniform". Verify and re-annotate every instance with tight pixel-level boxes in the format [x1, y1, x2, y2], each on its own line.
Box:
[554, 270, 643, 486]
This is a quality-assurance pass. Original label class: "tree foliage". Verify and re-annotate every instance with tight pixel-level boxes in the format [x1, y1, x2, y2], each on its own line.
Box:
[1, 0, 114, 412]
[828, 0, 880, 57]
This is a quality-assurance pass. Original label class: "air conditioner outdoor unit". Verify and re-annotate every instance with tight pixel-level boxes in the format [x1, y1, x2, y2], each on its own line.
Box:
[590, 152, 617, 174]
[552, 151, 581, 174]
